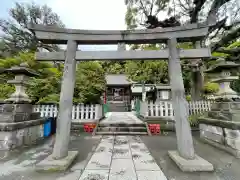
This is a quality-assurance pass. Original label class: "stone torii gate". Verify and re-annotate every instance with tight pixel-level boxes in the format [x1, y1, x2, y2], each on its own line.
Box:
[29, 23, 213, 172]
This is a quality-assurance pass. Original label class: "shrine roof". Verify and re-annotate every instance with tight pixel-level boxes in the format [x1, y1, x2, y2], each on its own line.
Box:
[105, 74, 133, 85]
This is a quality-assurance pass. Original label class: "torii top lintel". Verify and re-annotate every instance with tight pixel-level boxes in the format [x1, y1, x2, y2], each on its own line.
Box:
[28, 23, 209, 45]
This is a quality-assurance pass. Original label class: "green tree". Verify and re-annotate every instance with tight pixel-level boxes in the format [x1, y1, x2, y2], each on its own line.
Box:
[125, 60, 168, 84]
[27, 75, 62, 104]
[0, 2, 64, 55]
[0, 52, 55, 77]
[203, 82, 219, 94]
[74, 62, 105, 104]
[0, 84, 15, 100]
[101, 61, 126, 74]
[0, 52, 62, 103]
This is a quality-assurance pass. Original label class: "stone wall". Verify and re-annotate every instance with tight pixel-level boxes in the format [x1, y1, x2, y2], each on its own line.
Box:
[200, 123, 240, 158]
[0, 124, 44, 150]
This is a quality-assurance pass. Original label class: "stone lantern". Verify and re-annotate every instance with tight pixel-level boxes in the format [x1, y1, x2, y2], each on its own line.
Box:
[199, 59, 240, 158]
[0, 63, 48, 151]
[205, 59, 240, 100]
[4, 62, 39, 103]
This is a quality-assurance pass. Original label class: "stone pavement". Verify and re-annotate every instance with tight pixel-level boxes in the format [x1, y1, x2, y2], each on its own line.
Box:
[79, 135, 167, 180]
[101, 112, 144, 124]
[1, 133, 240, 180]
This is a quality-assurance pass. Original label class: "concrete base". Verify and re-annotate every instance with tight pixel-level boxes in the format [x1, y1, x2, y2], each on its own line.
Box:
[168, 150, 214, 172]
[35, 151, 78, 172]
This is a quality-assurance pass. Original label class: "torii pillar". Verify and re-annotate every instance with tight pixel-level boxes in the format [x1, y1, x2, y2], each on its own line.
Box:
[167, 38, 213, 172]
[36, 40, 79, 171]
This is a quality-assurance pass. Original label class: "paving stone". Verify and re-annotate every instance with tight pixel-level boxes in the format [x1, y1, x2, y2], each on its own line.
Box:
[95, 142, 113, 154]
[114, 137, 129, 148]
[112, 146, 131, 159]
[100, 112, 143, 125]
[136, 170, 167, 180]
[133, 157, 160, 171]
[130, 142, 147, 151]
[132, 150, 160, 171]
[115, 136, 128, 141]
[128, 136, 142, 143]
[110, 159, 137, 180]
[101, 136, 115, 140]
[114, 142, 129, 149]
[131, 149, 152, 159]
[79, 169, 109, 180]
[85, 153, 112, 170]
[100, 136, 114, 144]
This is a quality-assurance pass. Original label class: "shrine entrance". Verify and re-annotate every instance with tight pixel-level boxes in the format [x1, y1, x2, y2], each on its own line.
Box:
[107, 87, 131, 112]
[112, 88, 124, 101]
[30, 23, 213, 171]
[105, 74, 132, 112]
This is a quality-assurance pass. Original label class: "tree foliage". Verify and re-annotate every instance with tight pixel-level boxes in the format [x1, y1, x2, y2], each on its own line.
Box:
[124, 0, 240, 49]
[125, 60, 168, 83]
[0, 84, 15, 100]
[0, 2, 64, 55]
[0, 52, 63, 103]
[74, 62, 106, 104]
[125, 0, 179, 29]
[203, 82, 219, 94]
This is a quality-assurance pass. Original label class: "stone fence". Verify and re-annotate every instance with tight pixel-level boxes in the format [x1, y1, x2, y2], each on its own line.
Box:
[198, 102, 240, 158]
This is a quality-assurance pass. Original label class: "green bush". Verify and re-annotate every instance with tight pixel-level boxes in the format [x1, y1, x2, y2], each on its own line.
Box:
[188, 114, 201, 127]
[186, 95, 191, 101]
[203, 82, 219, 94]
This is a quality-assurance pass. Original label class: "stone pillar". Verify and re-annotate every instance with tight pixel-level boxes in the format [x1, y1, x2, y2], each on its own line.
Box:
[168, 38, 195, 159]
[142, 82, 146, 102]
[52, 40, 77, 159]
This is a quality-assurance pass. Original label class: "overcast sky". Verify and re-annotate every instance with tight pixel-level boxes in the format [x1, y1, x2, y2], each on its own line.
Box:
[0, 0, 127, 50]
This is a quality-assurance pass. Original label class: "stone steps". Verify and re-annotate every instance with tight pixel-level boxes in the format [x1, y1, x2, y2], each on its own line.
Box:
[96, 122, 148, 135]
[97, 126, 147, 132]
[98, 123, 146, 127]
[95, 131, 148, 135]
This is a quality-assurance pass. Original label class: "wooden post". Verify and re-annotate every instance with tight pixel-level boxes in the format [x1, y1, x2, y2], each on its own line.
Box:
[52, 40, 77, 159]
[168, 38, 195, 160]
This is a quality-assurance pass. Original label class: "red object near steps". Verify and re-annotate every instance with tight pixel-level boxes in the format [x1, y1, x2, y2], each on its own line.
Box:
[84, 123, 96, 133]
[148, 124, 160, 135]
